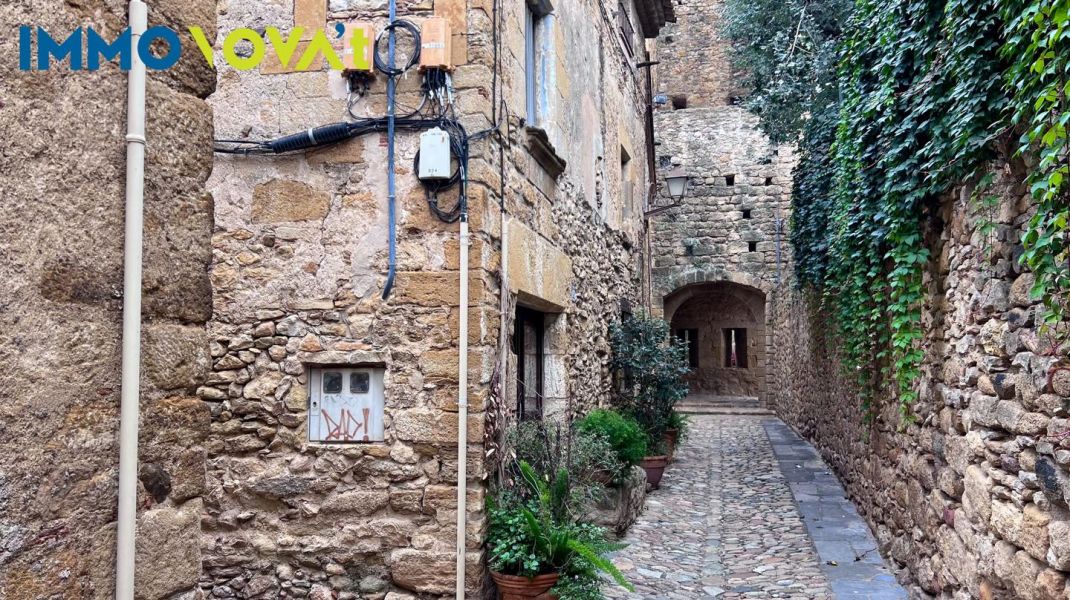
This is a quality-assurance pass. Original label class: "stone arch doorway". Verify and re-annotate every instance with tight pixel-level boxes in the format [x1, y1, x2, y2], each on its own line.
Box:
[664, 281, 767, 400]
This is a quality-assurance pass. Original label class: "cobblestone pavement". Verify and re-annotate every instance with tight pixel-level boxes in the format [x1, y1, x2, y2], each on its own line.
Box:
[606, 415, 832, 599]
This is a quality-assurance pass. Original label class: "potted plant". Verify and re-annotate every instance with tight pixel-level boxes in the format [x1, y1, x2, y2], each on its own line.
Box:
[664, 410, 691, 459]
[609, 313, 690, 489]
[487, 462, 634, 599]
[575, 409, 647, 484]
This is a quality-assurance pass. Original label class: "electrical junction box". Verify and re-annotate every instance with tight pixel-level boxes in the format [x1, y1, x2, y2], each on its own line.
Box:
[342, 21, 375, 74]
[419, 17, 452, 71]
[308, 367, 385, 443]
[419, 128, 452, 180]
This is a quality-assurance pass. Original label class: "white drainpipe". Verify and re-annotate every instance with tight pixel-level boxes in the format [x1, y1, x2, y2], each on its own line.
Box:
[116, 1, 148, 598]
[455, 217, 471, 599]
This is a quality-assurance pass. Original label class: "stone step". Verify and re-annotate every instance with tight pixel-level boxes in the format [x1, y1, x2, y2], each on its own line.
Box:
[683, 399, 761, 407]
[677, 405, 774, 416]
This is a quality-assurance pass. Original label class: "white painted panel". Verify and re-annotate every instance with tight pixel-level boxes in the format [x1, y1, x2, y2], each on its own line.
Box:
[308, 367, 385, 443]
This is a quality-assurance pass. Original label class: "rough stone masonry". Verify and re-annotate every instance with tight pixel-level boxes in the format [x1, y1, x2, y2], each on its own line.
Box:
[769, 154, 1070, 598]
[200, 0, 664, 597]
[0, 0, 217, 598]
[649, 0, 795, 404]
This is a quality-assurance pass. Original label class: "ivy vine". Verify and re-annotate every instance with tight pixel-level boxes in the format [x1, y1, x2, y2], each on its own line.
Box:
[722, 0, 1070, 421]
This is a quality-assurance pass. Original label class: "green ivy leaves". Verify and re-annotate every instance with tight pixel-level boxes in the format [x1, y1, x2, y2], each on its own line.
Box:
[724, 0, 1070, 421]
[1004, 0, 1070, 336]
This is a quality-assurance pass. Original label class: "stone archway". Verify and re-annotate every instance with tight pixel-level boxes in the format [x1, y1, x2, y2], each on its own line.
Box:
[663, 279, 768, 402]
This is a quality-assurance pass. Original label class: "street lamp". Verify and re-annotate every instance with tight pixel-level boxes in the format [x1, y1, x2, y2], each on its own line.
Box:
[665, 167, 689, 203]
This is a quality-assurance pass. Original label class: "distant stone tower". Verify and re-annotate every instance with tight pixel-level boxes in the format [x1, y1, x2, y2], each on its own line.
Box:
[650, 0, 795, 403]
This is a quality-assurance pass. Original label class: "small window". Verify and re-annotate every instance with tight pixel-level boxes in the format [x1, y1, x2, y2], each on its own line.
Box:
[515, 306, 546, 420]
[742, 209, 752, 219]
[748, 241, 758, 252]
[765, 177, 773, 186]
[675, 329, 699, 368]
[350, 372, 370, 394]
[725, 174, 735, 186]
[323, 371, 343, 394]
[723, 329, 748, 368]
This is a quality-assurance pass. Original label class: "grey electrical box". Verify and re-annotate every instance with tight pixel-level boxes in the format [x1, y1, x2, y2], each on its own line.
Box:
[308, 367, 385, 443]
[419, 128, 452, 180]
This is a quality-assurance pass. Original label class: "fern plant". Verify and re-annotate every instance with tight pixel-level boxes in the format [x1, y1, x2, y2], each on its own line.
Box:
[487, 461, 634, 599]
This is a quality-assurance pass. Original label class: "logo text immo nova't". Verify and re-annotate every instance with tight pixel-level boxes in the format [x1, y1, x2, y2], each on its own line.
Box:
[19, 25, 372, 71]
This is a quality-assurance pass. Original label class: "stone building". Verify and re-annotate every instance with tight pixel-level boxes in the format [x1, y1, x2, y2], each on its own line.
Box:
[648, 0, 794, 402]
[199, 0, 672, 597]
[769, 169, 1070, 598]
[1, 0, 216, 597]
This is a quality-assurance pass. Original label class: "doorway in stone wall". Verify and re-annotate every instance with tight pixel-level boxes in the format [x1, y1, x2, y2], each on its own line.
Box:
[665, 281, 767, 399]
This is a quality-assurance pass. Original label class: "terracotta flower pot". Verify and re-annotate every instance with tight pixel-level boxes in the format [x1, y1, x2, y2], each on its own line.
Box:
[664, 428, 680, 459]
[640, 455, 670, 489]
[490, 571, 560, 600]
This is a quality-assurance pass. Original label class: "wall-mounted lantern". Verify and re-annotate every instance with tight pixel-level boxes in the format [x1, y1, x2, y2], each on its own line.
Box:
[665, 167, 689, 203]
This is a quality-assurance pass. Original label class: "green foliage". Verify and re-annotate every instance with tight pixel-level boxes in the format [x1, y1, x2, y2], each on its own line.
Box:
[575, 410, 648, 480]
[507, 420, 621, 519]
[723, 0, 1070, 420]
[1003, 0, 1070, 335]
[667, 410, 692, 444]
[721, 0, 853, 145]
[486, 461, 633, 599]
[609, 313, 690, 452]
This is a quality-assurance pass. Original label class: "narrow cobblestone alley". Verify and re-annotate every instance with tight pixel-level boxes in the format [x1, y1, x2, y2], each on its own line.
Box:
[606, 416, 908, 600]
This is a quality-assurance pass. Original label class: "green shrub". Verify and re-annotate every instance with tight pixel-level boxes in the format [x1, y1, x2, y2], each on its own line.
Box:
[486, 461, 634, 599]
[507, 420, 621, 517]
[667, 410, 692, 444]
[576, 410, 648, 472]
[610, 313, 690, 452]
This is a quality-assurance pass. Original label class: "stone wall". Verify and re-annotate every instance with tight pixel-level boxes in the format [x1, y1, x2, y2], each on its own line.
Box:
[648, 79, 793, 401]
[201, 0, 654, 598]
[769, 171, 1070, 599]
[0, 0, 216, 598]
[652, 0, 739, 108]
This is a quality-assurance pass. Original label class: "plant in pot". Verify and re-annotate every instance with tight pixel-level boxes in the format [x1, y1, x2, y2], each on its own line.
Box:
[665, 410, 692, 459]
[575, 409, 647, 485]
[609, 313, 690, 489]
[507, 420, 621, 517]
[487, 461, 634, 599]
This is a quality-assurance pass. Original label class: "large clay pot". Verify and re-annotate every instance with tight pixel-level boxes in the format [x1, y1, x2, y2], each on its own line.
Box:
[664, 428, 680, 459]
[490, 571, 560, 600]
[639, 455, 670, 489]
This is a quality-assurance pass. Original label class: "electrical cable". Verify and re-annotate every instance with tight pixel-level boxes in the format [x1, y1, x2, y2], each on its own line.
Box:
[374, 19, 420, 76]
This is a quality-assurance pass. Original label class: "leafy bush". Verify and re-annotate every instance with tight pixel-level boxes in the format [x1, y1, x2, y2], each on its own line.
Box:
[667, 410, 692, 444]
[610, 313, 690, 453]
[575, 409, 647, 479]
[486, 461, 634, 599]
[507, 420, 621, 518]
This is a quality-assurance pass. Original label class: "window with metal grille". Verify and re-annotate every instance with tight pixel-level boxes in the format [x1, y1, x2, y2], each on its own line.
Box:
[618, 1, 635, 58]
[514, 306, 546, 420]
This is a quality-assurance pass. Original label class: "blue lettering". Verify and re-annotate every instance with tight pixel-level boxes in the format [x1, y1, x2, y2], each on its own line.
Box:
[19, 26, 31, 71]
[137, 26, 181, 70]
[37, 27, 83, 71]
[88, 28, 131, 70]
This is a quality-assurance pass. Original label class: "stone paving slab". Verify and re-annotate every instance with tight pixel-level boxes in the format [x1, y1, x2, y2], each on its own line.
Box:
[605, 416, 832, 600]
[763, 420, 909, 600]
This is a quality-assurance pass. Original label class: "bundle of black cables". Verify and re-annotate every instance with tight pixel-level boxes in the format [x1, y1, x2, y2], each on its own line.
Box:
[374, 19, 420, 76]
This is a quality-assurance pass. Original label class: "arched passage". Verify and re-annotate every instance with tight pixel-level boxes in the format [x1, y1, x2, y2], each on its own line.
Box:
[665, 281, 767, 398]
